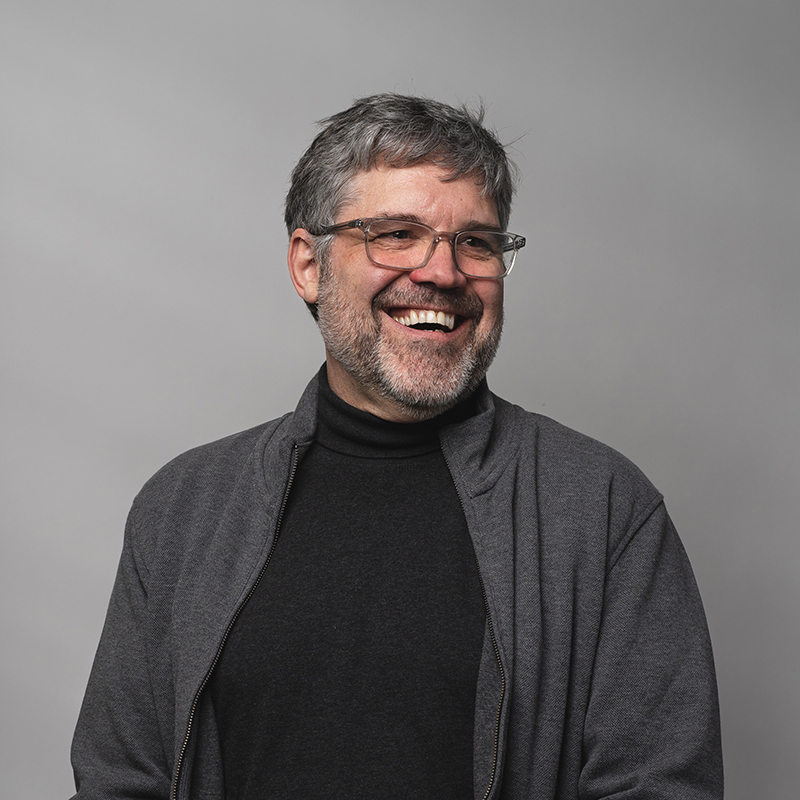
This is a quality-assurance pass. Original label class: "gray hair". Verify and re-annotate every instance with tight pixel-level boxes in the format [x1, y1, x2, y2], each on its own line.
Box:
[285, 93, 518, 318]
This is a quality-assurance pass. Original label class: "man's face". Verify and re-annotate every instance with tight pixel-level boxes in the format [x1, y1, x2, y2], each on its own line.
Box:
[297, 162, 505, 422]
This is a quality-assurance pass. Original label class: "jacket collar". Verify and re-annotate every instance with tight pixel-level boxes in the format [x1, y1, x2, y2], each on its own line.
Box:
[272, 367, 522, 502]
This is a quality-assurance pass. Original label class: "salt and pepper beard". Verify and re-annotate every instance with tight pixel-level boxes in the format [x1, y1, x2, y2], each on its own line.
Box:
[315, 261, 503, 421]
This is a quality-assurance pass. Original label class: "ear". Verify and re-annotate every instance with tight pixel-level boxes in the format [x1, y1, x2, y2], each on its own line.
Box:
[287, 229, 320, 304]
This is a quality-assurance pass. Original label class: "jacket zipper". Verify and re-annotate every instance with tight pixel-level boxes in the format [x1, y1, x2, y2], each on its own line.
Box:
[475, 571, 506, 800]
[441, 445, 506, 800]
[170, 444, 301, 800]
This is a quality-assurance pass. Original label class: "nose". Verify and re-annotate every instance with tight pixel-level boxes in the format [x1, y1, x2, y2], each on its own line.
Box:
[408, 235, 467, 289]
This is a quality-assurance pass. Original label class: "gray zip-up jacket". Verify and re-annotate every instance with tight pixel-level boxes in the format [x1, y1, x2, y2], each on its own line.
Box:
[71, 375, 723, 799]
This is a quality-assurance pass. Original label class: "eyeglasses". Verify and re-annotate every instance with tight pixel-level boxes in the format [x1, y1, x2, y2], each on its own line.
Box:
[318, 218, 525, 279]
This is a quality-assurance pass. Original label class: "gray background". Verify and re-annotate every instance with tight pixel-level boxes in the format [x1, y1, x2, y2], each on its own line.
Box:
[2, 1, 798, 797]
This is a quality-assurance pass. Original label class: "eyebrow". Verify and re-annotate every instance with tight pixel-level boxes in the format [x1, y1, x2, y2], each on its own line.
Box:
[370, 212, 504, 232]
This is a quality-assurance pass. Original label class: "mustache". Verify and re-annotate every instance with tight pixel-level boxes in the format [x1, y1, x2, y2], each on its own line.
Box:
[372, 284, 483, 319]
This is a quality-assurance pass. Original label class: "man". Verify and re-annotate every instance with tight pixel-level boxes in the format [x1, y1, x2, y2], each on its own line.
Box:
[71, 94, 723, 799]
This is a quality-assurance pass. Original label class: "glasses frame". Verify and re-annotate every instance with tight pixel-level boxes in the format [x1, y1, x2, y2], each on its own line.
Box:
[318, 217, 526, 279]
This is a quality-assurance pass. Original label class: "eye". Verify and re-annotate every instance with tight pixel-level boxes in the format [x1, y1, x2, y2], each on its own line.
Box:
[458, 233, 501, 258]
[368, 220, 427, 248]
[384, 228, 413, 240]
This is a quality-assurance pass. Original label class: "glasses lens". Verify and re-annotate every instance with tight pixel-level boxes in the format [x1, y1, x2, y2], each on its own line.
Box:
[362, 220, 519, 277]
[364, 219, 433, 269]
[455, 231, 517, 277]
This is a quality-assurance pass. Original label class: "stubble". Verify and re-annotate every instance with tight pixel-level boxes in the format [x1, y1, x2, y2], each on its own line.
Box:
[315, 268, 503, 420]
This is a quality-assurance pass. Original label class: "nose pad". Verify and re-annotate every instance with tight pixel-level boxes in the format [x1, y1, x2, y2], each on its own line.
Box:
[431, 235, 454, 260]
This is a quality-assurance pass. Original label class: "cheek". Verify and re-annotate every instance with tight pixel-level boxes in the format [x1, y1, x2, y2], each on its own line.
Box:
[368, 272, 413, 309]
[478, 285, 504, 324]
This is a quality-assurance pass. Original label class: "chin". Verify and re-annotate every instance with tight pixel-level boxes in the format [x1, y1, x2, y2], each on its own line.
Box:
[373, 337, 499, 420]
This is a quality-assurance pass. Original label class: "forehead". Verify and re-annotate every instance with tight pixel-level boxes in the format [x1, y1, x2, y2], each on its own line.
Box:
[341, 163, 499, 226]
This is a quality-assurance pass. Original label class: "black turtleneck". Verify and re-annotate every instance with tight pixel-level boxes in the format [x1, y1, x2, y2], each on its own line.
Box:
[210, 373, 486, 799]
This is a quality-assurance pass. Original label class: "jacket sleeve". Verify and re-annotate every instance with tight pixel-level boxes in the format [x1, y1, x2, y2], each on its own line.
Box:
[70, 511, 173, 799]
[579, 502, 723, 799]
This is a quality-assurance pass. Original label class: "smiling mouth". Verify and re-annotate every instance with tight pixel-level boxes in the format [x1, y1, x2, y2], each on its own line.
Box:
[389, 308, 458, 333]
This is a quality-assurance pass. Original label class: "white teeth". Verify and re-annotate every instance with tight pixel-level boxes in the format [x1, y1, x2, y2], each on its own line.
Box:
[391, 309, 456, 331]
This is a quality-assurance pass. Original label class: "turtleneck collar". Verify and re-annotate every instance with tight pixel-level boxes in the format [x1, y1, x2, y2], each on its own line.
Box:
[315, 365, 480, 459]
